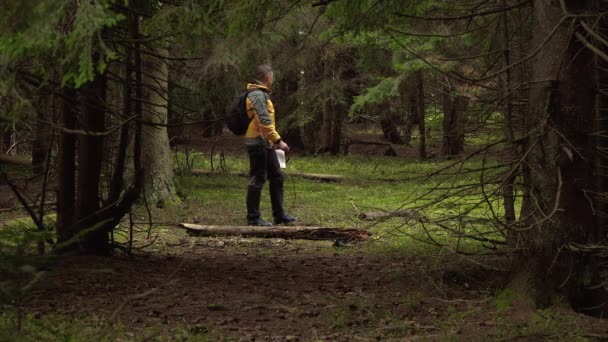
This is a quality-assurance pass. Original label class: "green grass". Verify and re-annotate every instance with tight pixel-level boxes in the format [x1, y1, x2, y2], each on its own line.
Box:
[0, 312, 225, 342]
[171, 153, 514, 255]
[0, 151, 513, 255]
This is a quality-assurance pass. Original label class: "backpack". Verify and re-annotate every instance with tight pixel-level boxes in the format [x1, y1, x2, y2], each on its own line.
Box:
[226, 89, 255, 135]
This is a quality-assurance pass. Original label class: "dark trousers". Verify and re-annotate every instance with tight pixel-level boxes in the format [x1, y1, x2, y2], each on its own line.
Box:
[246, 145, 285, 221]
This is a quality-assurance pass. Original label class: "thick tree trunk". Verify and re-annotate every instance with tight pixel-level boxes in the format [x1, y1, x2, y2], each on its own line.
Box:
[109, 48, 132, 203]
[74, 73, 108, 254]
[56, 88, 76, 245]
[510, 0, 606, 314]
[140, 47, 178, 206]
[592, 1, 608, 254]
[441, 79, 467, 157]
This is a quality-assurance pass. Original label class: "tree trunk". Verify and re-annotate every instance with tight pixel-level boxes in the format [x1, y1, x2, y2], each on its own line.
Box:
[509, 0, 606, 314]
[319, 102, 343, 154]
[416, 70, 426, 159]
[109, 38, 133, 204]
[330, 103, 343, 155]
[441, 79, 467, 157]
[299, 121, 317, 155]
[56, 88, 76, 244]
[399, 77, 415, 146]
[592, 0, 608, 256]
[500, 1, 517, 236]
[140, 47, 178, 206]
[32, 94, 52, 176]
[74, 73, 108, 254]
[379, 102, 403, 145]
[399, 71, 424, 153]
[319, 109, 333, 152]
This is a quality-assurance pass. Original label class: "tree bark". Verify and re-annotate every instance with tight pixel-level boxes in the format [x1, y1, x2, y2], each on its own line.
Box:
[592, 1, 608, 254]
[74, 72, 108, 254]
[109, 47, 132, 203]
[416, 70, 426, 159]
[500, 0, 517, 238]
[140, 47, 178, 206]
[299, 121, 317, 155]
[32, 94, 52, 176]
[441, 79, 468, 157]
[319, 87, 345, 154]
[510, 0, 606, 313]
[56, 88, 76, 244]
[379, 100, 403, 145]
[399, 71, 425, 157]
[178, 223, 372, 242]
[399, 75, 416, 146]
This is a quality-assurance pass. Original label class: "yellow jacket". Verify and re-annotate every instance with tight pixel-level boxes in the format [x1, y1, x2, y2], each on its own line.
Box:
[245, 83, 281, 146]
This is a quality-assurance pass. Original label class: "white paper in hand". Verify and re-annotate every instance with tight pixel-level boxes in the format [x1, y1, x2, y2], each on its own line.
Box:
[275, 149, 286, 169]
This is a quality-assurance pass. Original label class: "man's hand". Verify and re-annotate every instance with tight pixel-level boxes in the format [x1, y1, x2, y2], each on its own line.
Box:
[277, 140, 290, 152]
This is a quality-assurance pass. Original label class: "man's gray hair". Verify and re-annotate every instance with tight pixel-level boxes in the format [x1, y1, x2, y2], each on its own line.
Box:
[255, 64, 273, 81]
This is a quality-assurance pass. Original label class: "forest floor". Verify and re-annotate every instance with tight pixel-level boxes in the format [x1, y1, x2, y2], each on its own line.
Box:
[21, 234, 608, 341]
[3, 130, 608, 341]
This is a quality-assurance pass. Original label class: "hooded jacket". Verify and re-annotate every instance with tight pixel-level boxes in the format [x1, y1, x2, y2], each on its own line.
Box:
[244, 82, 282, 147]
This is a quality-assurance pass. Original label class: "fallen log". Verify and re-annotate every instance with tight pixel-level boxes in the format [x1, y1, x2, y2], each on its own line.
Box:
[358, 209, 424, 221]
[177, 223, 371, 242]
[343, 139, 397, 156]
[0, 154, 31, 167]
[347, 139, 393, 147]
[188, 169, 343, 182]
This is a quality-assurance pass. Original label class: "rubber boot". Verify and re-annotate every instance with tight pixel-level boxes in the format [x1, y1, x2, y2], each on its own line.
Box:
[246, 185, 271, 225]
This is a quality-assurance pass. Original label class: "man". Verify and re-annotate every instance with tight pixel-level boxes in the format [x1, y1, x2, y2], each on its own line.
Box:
[244, 64, 296, 226]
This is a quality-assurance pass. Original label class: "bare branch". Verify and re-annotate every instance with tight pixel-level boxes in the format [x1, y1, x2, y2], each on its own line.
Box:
[392, 0, 532, 21]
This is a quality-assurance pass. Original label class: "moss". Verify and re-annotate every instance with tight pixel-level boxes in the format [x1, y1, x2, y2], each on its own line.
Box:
[495, 288, 516, 310]
[497, 270, 536, 311]
[156, 193, 183, 208]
